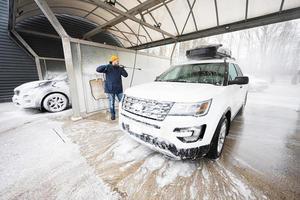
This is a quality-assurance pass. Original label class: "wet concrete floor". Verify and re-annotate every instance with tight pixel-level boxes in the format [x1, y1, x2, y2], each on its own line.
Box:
[61, 106, 299, 199]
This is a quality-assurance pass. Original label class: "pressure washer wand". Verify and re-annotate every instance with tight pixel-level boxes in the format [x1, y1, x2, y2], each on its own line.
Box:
[120, 65, 142, 70]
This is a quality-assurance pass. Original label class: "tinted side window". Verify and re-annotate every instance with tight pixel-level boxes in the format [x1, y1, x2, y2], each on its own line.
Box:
[235, 64, 243, 76]
[228, 63, 238, 81]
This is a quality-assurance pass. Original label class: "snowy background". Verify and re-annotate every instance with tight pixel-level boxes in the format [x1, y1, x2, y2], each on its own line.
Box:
[142, 19, 300, 83]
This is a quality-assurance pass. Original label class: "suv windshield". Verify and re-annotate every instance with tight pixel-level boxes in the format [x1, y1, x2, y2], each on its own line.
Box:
[156, 63, 225, 86]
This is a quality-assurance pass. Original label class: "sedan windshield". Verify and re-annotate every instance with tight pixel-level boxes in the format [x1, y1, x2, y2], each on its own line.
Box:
[156, 63, 225, 86]
[52, 73, 68, 81]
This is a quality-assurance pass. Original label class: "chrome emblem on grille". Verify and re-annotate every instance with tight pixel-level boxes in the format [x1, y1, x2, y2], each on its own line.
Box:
[132, 103, 144, 111]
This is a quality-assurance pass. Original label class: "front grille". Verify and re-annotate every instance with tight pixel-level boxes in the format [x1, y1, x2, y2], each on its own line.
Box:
[121, 113, 161, 129]
[122, 95, 174, 121]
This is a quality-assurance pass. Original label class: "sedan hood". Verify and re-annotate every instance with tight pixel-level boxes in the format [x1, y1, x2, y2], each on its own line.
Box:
[15, 80, 51, 91]
[125, 82, 225, 102]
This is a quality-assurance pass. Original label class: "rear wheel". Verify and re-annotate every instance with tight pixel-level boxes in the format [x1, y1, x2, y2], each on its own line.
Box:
[206, 115, 229, 159]
[42, 93, 68, 112]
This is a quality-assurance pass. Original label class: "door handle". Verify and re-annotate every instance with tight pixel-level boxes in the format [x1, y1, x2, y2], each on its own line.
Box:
[240, 86, 243, 88]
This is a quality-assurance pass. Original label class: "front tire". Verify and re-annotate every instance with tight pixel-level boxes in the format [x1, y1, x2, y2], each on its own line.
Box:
[42, 93, 68, 113]
[206, 115, 229, 159]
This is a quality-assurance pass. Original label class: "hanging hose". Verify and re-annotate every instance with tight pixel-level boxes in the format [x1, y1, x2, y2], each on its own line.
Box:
[129, 19, 142, 87]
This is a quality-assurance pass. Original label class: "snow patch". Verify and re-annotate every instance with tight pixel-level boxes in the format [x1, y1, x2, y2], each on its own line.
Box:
[112, 135, 153, 162]
[141, 154, 165, 171]
[201, 165, 210, 181]
[156, 161, 196, 188]
[189, 178, 197, 200]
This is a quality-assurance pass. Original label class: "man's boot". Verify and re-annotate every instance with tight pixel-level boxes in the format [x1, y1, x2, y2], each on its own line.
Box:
[111, 115, 116, 120]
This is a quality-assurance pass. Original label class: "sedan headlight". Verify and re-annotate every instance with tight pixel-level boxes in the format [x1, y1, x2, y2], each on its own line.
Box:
[168, 99, 212, 117]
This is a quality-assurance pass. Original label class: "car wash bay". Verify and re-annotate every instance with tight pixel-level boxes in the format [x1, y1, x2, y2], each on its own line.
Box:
[1, 0, 300, 199]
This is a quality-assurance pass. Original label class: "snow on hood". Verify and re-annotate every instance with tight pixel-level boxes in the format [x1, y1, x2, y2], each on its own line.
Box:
[14, 80, 52, 91]
[125, 81, 225, 102]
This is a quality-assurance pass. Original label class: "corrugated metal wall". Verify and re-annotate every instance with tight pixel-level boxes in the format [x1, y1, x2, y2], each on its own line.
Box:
[0, 0, 38, 103]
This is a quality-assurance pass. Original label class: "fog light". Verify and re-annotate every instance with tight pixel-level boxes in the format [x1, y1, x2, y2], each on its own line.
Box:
[174, 125, 206, 143]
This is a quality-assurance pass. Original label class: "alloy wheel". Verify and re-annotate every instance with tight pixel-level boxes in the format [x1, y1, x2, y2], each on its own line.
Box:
[217, 118, 227, 154]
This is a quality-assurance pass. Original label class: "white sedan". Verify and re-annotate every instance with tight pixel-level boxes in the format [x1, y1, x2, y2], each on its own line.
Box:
[12, 74, 70, 112]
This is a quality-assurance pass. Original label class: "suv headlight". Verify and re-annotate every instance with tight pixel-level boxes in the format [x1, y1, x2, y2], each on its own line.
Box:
[168, 99, 212, 117]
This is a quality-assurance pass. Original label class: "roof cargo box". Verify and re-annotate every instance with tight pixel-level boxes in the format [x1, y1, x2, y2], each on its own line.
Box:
[186, 44, 232, 60]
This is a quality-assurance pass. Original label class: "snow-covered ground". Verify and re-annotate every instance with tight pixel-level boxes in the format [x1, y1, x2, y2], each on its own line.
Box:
[0, 107, 118, 200]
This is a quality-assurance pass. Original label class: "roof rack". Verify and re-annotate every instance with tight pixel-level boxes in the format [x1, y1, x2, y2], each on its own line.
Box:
[186, 44, 232, 60]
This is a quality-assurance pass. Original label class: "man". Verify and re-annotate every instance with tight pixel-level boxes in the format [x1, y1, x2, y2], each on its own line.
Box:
[96, 55, 128, 120]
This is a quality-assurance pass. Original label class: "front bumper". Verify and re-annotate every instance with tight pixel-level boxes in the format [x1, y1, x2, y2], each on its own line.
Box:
[119, 110, 216, 159]
[12, 95, 37, 108]
[122, 124, 210, 159]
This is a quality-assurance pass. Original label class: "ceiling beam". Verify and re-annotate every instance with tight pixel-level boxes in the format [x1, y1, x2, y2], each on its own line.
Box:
[162, 1, 179, 35]
[33, 0, 68, 38]
[245, 0, 249, 20]
[34, 0, 81, 119]
[214, 0, 220, 26]
[181, 0, 197, 34]
[17, 28, 61, 39]
[186, 0, 198, 31]
[107, 27, 147, 39]
[142, 0, 174, 15]
[279, 0, 285, 12]
[130, 7, 300, 50]
[104, 8, 143, 45]
[119, 1, 153, 42]
[83, 0, 176, 39]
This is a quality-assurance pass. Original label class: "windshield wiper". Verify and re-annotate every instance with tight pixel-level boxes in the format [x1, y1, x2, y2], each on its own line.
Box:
[163, 79, 186, 82]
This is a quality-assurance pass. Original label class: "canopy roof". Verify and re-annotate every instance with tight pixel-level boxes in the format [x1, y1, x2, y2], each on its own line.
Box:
[15, 0, 300, 49]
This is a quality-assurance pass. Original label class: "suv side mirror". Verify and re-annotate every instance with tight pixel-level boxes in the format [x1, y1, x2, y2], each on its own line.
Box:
[228, 76, 249, 85]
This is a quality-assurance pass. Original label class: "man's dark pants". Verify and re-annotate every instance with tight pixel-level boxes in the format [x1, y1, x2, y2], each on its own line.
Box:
[108, 93, 123, 118]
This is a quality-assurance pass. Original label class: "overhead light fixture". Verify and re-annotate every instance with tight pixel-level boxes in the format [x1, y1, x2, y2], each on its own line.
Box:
[105, 0, 116, 6]
[16, 9, 23, 16]
[154, 22, 161, 29]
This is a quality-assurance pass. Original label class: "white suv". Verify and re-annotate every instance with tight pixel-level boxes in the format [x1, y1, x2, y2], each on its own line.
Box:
[119, 46, 249, 159]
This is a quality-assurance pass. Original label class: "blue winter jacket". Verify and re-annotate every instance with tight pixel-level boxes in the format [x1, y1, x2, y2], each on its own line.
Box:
[96, 64, 128, 94]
